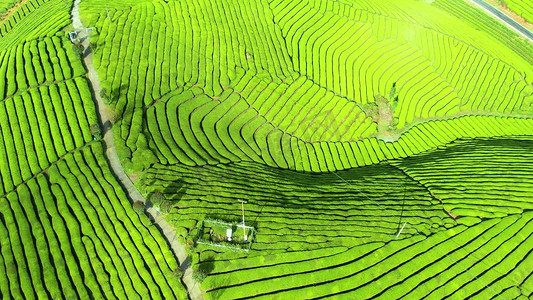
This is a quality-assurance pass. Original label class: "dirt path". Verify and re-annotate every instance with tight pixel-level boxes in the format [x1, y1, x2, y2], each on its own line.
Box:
[0, 0, 27, 25]
[470, 0, 533, 42]
[70, 1, 202, 299]
[484, 0, 533, 31]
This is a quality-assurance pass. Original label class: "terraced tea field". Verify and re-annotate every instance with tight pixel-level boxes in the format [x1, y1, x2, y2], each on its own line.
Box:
[138, 137, 533, 299]
[1, 0, 533, 298]
[84, 0, 531, 297]
[0, 0, 188, 298]
[0, 0, 19, 16]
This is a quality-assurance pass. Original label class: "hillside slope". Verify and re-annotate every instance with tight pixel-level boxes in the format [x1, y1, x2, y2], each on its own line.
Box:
[79, 0, 533, 298]
[0, 0, 188, 298]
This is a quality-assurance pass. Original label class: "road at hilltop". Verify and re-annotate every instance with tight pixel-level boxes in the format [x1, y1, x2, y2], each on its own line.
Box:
[470, 0, 533, 42]
[70, 1, 203, 299]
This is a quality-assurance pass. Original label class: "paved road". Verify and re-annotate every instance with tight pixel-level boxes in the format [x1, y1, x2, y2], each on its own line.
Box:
[70, 1, 203, 299]
[470, 0, 533, 42]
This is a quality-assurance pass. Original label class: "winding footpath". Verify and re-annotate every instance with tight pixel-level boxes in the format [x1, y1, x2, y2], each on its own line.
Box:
[470, 0, 533, 42]
[70, 1, 202, 299]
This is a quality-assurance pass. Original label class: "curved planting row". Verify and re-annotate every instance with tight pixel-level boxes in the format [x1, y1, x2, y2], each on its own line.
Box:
[141, 161, 453, 251]
[0, 143, 187, 299]
[199, 213, 533, 299]
[0, 0, 190, 297]
[269, 0, 532, 128]
[434, 0, 533, 65]
[141, 138, 533, 299]
[0, 36, 85, 99]
[394, 137, 533, 220]
[232, 73, 375, 142]
[80, 0, 151, 17]
[89, 0, 533, 175]
[0, 0, 48, 35]
[291, 0, 533, 74]
[145, 85, 533, 172]
[90, 0, 295, 163]
[0, 0, 71, 49]
[0, 77, 97, 196]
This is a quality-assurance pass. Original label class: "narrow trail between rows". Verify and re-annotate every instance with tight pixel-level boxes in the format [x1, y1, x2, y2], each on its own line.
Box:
[70, 1, 202, 299]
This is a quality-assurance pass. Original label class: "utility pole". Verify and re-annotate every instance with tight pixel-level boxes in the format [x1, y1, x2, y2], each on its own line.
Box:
[238, 200, 247, 242]
[396, 178, 407, 237]
[396, 222, 407, 239]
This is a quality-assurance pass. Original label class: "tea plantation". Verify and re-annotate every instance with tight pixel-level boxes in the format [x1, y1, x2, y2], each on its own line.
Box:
[500, 0, 533, 23]
[1, 0, 533, 299]
[0, 0, 187, 298]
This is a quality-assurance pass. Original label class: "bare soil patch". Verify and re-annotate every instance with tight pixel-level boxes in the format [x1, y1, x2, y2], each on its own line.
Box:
[0, 0, 27, 25]
[485, 0, 533, 31]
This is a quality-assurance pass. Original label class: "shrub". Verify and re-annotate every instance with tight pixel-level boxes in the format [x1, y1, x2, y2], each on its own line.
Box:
[131, 136, 157, 171]
[184, 237, 195, 255]
[159, 200, 172, 213]
[132, 201, 145, 214]
[150, 191, 165, 207]
[192, 269, 206, 283]
[99, 87, 110, 104]
[89, 42, 98, 53]
[172, 268, 183, 278]
[131, 147, 158, 172]
[90, 123, 101, 138]
[72, 44, 84, 59]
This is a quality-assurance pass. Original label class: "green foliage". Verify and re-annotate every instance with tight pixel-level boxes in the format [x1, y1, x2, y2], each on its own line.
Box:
[89, 123, 101, 138]
[131, 134, 158, 172]
[502, 0, 533, 23]
[149, 191, 165, 207]
[172, 267, 183, 279]
[132, 201, 145, 214]
[394, 138, 533, 218]
[89, 41, 98, 53]
[0, 1, 188, 298]
[159, 199, 172, 213]
[0, 0, 72, 50]
[0, 0, 19, 15]
[184, 237, 195, 255]
[92, 0, 533, 175]
[2, 0, 533, 299]
[0, 143, 188, 299]
[99, 87, 110, 103]
[71, 43, 84, 59]
[192, 269, 207, 283]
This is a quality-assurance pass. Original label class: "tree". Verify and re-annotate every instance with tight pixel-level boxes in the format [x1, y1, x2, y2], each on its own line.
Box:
[72, 44, 84, 58]
[150, 191, 165, 207]
[132, 201, 145, 214]
[131, 135, 157, 171]
[99, 87, 110, 103]
[90, 123, 101, 138]
[192, 269, 207, 283]
[89, 42, 98, 53]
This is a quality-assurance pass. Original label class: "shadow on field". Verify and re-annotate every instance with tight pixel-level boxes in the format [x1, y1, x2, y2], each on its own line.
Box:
[197, 258, 215, 275]
[162, 179, 187, 205]
[102, 120, 112, 135]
